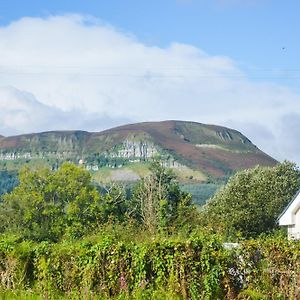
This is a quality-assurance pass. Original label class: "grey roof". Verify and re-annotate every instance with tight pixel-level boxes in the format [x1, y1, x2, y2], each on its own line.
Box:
[277, 189, 300, 223]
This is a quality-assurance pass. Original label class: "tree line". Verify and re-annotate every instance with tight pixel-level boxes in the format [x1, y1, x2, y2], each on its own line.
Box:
[0, 160, 299, 241]
[0, 160, 299, 298]
[0, 161, 196, 241]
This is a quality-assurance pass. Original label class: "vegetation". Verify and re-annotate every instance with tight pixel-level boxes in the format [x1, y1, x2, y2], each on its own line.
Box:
[201, 161, 300, 238]
[0, 121, 277, 179]
[0, 161, 194, 242]
[0, 164, 103, 241]
[0, 170, 18, 196]
[180, 183, 222, 206]
[0, 233, 299, 299]
[0, 160, 299, 299]
[131, 161, 195, 234]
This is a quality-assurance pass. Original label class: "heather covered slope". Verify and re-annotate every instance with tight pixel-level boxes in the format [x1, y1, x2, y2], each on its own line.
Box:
[101, 121, 276, 176]
[0, 120, 277, 180]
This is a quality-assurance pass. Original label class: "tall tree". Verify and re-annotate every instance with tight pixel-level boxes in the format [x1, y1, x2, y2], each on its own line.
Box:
[132, 161, 194, 234]
[202, 161, 300, 237]
[0, 163, 102, 241]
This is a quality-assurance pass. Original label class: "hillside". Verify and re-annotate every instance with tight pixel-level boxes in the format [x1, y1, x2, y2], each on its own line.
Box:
[0, 120, 276, 185]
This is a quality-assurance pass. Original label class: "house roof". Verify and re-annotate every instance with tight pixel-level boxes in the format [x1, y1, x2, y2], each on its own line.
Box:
[278, 189, 300, 226]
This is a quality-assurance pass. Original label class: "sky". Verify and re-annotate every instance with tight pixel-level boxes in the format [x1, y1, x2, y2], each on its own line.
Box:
[0, 0, 299, 165]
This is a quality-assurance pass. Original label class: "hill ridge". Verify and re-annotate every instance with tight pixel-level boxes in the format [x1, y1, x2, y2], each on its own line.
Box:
[0, 120, 277, 179]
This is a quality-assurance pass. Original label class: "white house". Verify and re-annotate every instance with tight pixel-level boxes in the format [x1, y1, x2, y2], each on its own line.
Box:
[278, 189, 300, 239]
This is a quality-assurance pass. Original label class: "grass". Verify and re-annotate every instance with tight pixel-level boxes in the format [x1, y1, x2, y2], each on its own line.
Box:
[0, 289, 184, 300]
[0, 290, 43, 300]
[92, 166, 113, 184]
[126, 162, 151, 177]
[172, 165, 207, 183]
[92, 163, 152, 184]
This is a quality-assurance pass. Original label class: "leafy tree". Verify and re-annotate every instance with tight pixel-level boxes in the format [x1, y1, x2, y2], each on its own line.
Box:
[0, 163, 103, 241]
[99, 183, 129, 222]
[132, 161, 195, 234]
[0, 161, 198, 241]
[202, 161, 300, 238]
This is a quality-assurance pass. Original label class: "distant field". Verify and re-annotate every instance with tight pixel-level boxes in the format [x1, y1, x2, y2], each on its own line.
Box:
[92, 163, 151, 184]
[92, 162, 206, 184]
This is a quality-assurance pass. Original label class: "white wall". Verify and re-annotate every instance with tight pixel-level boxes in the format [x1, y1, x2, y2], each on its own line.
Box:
[287, 207, 300, 239]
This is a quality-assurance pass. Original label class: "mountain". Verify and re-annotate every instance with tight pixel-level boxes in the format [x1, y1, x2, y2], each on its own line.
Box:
[0, 120, 276, 182]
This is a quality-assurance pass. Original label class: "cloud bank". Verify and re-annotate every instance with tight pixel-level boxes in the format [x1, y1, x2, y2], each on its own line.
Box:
[0, 15, 299, 164]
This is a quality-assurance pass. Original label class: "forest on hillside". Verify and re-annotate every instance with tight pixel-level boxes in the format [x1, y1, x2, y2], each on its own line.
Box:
[0, 170, 18, 196]
[0, 161, 299, 299]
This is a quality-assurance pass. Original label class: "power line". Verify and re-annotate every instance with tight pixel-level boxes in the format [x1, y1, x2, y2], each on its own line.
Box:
[0, 73, 299, 80]
[0, 65, 300, 79]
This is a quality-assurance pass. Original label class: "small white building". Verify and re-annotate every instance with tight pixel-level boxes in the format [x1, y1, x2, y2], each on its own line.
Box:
[278, 189, 300, 239]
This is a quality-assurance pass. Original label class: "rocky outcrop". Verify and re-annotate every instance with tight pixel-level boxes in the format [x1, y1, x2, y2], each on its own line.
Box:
[0, 151, 77, 161]
[109, 139, 158, 160]
[0, 152, 32, 160]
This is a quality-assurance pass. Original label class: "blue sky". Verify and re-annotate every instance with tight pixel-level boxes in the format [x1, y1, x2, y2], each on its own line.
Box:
[0, 0, 299, 164]
[1, 0, 299, 76]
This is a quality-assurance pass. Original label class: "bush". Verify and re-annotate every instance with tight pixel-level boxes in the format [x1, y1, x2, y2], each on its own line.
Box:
[0, 233, 227, 299]
[201, 161, 300, 238]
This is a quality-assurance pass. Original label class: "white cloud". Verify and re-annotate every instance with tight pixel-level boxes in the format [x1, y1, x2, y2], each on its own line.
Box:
[0, 15, 299, 165]
[0, 86, 130, 135]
